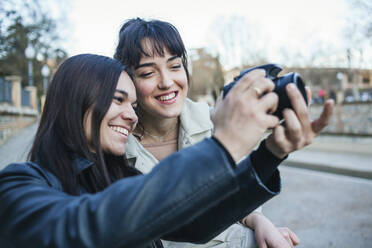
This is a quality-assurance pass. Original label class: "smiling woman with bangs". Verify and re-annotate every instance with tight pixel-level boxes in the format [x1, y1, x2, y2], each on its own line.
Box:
[114, 18, 334, 248]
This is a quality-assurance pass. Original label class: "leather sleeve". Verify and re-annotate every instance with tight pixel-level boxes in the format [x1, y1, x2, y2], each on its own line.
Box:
[250, 140, 287, 183]
[0, 138, 280, 248]
[162, 153, 280, 243]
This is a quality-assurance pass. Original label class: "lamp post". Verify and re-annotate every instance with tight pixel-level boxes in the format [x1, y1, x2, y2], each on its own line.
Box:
[336, 72, 344, 104]
[336, 72, 343, 87]
[25, 44, 35, 86]
[41, 64, 50, 94]
[335, 72, 344, 133]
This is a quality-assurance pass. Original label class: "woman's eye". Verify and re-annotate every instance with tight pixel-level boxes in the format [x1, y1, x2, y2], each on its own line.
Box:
[139, 72, 153, 78]
[113, 96, 123, 103]
[132, 102, 138, 109]
[171, 64, 181, 70]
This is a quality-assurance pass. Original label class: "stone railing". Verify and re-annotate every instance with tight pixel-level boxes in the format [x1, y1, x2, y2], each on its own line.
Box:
[0, 76, 39, 146]
[310, 101, 372, 136]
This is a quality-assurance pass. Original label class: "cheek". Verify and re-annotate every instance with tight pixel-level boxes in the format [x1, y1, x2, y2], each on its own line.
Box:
[83, 113, 92, 144]
[99, 107, 113, 146]
[175, 71, 188, 90]
[178, 76, 188, 94]
[99, 121, 108, 147]
[135, 82, 155, 99]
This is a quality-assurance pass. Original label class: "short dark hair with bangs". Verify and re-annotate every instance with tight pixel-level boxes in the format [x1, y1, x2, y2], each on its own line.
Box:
[114, 17, 189, 80]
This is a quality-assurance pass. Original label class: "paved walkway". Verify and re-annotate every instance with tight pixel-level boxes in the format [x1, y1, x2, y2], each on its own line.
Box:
[307, 135, 372, 156]
[0, 122, 38, 170]
[264, 166, 372, 248]
[285, 135, 372, 179]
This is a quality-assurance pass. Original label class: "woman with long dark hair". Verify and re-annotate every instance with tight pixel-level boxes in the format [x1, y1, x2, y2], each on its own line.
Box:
[0, 53, 294, 247]
[29, 54, 139, 195]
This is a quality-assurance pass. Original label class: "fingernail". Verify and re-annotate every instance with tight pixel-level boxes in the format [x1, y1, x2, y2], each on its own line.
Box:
[287, 83, 295, 91]
[283, 108, 291, 114]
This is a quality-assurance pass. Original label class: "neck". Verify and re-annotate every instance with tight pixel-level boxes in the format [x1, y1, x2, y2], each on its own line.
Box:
[134, 110, 179, 144]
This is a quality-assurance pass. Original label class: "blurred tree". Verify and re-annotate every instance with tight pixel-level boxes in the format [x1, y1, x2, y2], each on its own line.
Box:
[207, 11, 371, 69]
[0, 0, 69, 97]
[206, 15, 268, 69]
[347, 0, 372, 41]
[344, 0, 372, 68]
[188, 48, 225, 102]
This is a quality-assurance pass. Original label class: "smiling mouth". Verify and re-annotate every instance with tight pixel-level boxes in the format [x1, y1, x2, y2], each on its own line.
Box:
[109, 125, 129, 136]
[156, 91, 178, 102]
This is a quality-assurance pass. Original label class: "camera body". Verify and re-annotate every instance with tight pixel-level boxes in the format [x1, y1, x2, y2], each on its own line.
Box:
[223, 64, 308, 120]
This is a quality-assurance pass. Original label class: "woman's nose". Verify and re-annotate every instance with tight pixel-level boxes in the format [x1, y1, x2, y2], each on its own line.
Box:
[158, 72, 173, 89]
[121, 105, 138, 124]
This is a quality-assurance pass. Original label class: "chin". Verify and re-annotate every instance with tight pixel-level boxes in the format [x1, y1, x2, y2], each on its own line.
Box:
[105, 148, 126, 156]
[159, 112, 181, 119]
[161, 107, 183, 118]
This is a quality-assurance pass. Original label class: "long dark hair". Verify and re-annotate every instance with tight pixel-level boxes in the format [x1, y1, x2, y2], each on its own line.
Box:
[114, 17, 189, 80]
[29, 54, 139, 195]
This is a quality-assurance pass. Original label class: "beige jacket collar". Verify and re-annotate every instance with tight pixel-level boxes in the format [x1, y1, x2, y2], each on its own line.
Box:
[125, 98, 213, 171]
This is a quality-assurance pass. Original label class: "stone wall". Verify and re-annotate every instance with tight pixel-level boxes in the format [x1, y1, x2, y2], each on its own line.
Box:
[310, 102, 372, 136]
[0, 112, 38, 146]
[0, 76, 39, 146]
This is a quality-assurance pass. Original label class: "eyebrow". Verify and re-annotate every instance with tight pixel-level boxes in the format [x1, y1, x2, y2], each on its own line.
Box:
[135, 55, 180, 69]
[115, 89, 128, 98]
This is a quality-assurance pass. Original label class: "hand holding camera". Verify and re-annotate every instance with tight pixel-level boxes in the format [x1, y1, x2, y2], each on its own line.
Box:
[223, 64, 308, 120]
[213, 63, 334, 161]
[212, 69, 280, 162]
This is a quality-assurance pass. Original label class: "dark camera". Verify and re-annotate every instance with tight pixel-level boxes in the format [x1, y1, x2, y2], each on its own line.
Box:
[223, 64, 308, 120]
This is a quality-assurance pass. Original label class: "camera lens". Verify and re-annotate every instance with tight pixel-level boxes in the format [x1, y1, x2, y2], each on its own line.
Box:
[273, 73, 307, 119]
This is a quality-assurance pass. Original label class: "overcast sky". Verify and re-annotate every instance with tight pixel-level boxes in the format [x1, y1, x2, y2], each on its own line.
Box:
[61, 0, 370, 68]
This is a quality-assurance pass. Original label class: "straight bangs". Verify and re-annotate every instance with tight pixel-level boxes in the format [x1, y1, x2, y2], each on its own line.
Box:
[115, 18, 189, 78]
[138, 21, 187, 63]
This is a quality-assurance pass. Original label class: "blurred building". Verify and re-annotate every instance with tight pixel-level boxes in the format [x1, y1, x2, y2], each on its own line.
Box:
[281, 67, 372, 103]
[188, 54, 372, 135]
[224, 65, 372, 103]
[223, 65, 372, 136]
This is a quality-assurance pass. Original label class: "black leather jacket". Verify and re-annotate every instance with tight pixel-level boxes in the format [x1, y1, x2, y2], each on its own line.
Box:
[0, 138, 280, 248]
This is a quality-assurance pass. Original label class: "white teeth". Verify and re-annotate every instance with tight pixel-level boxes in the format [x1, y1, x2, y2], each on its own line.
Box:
[158, 92, 176, 101]
[109, 126, 129, 136]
